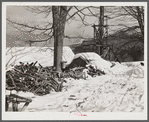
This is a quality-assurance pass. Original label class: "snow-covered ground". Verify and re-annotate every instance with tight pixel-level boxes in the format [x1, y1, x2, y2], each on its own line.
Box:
[6, 47, 74, 70]
[7, 61, 144, 112]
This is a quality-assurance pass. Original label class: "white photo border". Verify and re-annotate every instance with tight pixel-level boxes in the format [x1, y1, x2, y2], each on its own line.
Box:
[2, 2, 148, 120]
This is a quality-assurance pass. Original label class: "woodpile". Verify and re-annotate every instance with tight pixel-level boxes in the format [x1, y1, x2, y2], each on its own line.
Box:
[6, 62, 105, 96]
[5, 61, 105, 112]
[6, 61, 65, 96]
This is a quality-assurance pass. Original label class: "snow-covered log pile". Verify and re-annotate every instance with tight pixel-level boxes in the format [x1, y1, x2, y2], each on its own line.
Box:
[6, 62, 105, 97]
[6, 62, 65, 96]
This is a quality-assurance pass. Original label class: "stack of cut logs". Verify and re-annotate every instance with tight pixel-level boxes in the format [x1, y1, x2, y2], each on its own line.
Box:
[6, 61, 65, 96]
[6, 62, 105, 96]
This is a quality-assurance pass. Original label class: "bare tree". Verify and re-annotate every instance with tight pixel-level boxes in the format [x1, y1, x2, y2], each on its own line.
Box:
[7, 6, 99, 71]
[122, 6, 144, 36]
[7, 5, 144, 69]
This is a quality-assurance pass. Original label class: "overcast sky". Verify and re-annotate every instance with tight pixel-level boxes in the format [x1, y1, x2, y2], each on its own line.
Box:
[6, 6, 139, 46]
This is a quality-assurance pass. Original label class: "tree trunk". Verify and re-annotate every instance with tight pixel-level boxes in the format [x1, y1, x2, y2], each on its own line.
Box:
[99, 6, 104, 40]
[136, 6, 144, 36]
[52, 6, 67, 72]
[98, 6, 104, 55]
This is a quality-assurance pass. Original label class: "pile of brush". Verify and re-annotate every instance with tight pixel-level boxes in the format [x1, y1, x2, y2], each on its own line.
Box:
[6, 61, 105, 96]
[6, 61, 65, 96]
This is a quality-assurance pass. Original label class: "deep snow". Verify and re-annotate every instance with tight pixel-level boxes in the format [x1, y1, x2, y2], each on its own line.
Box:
[6, 62, 144, 112]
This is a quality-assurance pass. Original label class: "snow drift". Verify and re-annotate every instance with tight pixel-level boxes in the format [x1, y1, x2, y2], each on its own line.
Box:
[6, 46, 74, 70]
[66, 52, 144, 79]
[5, 47, 144, 112]
[67, 52, 112, 70]
[10, 62, 144, 112]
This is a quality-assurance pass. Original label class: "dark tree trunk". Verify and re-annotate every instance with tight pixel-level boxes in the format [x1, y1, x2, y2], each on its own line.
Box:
[52, 6, 67, 72]
[99, 6, 104, 41]
[98, 6, 104, 55]
[136, 6, 144, 36]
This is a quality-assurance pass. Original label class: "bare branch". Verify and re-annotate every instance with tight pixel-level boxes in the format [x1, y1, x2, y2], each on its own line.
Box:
[122, 7, 137, 19]
[87, 7, 98, 17]
[25, 35, 53, 43]
[7, 19, 53, 31]
[25, 6, 52, 18]
[66, 6, 91, 21]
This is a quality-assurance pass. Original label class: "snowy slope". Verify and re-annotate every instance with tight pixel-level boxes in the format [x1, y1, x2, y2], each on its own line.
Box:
[6, 62, 144, 112]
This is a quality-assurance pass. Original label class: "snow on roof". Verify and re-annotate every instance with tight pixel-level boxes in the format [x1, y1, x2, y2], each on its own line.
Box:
[72, 52, 112, 71]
